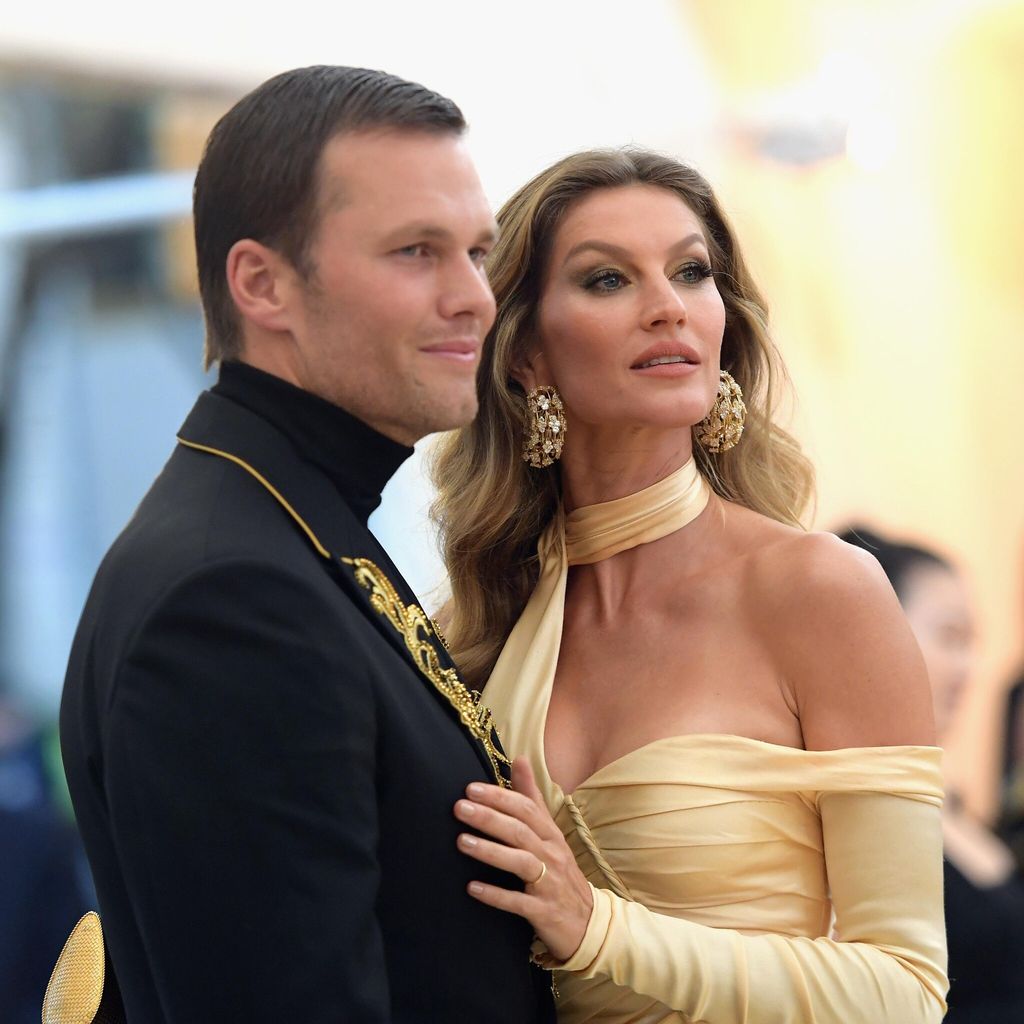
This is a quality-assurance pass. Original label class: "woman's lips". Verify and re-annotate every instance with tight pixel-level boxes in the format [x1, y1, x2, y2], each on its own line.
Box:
[630, 359, 701, 377]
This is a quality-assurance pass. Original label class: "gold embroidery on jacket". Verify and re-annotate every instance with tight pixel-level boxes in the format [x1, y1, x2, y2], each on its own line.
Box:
[174, 441, 509, 784]
[342, 557, 511, 788]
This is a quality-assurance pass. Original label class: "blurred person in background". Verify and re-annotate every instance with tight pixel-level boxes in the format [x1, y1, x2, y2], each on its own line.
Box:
[0, 699, 91, 1024]
[431, 149, 948, 1023]
[55, 65, 553, 1024]
[998, 565, 1024, 872]
[999, 681, 1024, 871]
[840, 526, 1024, 1023]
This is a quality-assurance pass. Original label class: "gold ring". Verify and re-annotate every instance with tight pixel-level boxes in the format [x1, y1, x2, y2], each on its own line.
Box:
[529, 860, 547, 886]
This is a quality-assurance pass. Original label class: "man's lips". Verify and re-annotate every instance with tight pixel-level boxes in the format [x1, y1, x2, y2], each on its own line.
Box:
[420, 339, 480, 363]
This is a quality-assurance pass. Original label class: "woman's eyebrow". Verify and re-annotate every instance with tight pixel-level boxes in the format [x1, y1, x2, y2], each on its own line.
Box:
[562, 232, 706, 264]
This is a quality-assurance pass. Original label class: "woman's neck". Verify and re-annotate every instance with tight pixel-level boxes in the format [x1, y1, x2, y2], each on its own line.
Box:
[559, 439, 719, 621]
[559, 427, 695, 512]
[567, 499, 721, 621]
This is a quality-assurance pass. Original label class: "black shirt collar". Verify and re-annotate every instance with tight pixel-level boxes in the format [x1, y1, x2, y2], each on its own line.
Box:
[212, 361, 413, 524]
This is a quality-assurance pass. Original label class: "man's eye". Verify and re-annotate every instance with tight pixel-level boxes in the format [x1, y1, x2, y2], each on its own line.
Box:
[396, 244, 430, 257]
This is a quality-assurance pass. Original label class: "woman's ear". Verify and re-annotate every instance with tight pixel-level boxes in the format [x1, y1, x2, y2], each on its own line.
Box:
[509, 345, 551, 394]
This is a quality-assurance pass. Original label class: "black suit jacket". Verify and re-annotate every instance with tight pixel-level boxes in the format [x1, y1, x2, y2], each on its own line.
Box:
[60, 389, 554, 1023]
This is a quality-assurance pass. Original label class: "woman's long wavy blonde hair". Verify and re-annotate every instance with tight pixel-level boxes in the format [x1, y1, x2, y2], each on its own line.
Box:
[431, 148, 815, 689]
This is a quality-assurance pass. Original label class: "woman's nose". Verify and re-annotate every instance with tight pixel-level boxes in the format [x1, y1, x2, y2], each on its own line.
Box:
[643, 280, 687, 330]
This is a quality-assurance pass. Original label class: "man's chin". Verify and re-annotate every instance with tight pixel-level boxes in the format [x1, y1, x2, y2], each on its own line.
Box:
[387, 393, 478, 445]
[424, 394, 479, 435]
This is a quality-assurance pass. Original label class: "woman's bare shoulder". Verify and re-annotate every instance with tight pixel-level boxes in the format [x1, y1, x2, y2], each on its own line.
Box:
[750, 525, 884, 593]
[737, 520, 936, 750]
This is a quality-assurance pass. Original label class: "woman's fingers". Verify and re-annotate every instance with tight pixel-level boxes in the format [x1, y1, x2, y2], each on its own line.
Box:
[465, 879, 537, 916]
[455, 798, 544, 854]
[458, 831, 545, 883]
[462, 778, 561, 841]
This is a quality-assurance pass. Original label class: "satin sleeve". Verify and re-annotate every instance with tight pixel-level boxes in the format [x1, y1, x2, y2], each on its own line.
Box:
[547, 787, 948, 1024]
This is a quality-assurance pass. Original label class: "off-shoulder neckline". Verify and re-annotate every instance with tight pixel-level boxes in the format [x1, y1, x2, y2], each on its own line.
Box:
[555, 732, 942, 795]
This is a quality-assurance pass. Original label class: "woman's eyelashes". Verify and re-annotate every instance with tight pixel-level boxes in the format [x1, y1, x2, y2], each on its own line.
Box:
[583, 267, 628, 292]
[674, 259, 714, 285]
[580, 259, 714, 294]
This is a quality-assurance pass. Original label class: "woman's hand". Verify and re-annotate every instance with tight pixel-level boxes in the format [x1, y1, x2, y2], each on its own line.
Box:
[454, 757, 594, 962]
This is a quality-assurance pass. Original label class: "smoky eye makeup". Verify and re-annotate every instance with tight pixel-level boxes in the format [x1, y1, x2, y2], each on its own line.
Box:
[578, 266, 630, 293]
[672, 258, 715, 284]
[576, 256, 714, 293]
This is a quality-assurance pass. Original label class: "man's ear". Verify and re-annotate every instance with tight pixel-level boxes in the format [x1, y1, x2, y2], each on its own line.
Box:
[225, 239, 298, 334]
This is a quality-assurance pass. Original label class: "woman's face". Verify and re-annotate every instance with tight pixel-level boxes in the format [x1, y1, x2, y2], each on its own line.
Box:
[529, 185, 726, 437]
[901, 564, 976, 737]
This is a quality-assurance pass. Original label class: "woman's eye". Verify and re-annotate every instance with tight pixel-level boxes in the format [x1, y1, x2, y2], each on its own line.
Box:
[674, 260, 714, 285]
[585, 270, 627, 292]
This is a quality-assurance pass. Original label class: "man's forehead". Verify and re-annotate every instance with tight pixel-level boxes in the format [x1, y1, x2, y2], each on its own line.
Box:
[316, 129, 483, 210]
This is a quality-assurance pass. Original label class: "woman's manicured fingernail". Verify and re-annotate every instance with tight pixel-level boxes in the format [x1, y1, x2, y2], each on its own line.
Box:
[457, 800, 475, 816]
[469, 882, 483, 895]
[467, 783, 484, 798]
[460, 833, 478, 848]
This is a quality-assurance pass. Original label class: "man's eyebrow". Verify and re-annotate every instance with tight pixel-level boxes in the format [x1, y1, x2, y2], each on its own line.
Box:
[562, 233, 707, 264]
[382, 223, 453, 245]
[381, 222, 500, 247]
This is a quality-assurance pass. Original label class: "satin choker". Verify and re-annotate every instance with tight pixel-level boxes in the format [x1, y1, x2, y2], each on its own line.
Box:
[563, 457, 711, 567]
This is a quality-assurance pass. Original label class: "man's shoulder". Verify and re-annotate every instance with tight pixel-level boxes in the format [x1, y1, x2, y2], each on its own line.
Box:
[86, 442, 351, 641]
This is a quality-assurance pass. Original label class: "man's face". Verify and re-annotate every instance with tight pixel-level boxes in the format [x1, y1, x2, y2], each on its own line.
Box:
[285, 130, 497, 445]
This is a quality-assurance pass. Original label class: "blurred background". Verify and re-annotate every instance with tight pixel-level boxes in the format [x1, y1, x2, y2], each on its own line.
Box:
[1, 0, 1023, 1017]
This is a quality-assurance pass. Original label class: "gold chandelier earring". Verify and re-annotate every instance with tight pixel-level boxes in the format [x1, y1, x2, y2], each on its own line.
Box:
[695, 370, 746, 453]
[521, 385, 567, 468]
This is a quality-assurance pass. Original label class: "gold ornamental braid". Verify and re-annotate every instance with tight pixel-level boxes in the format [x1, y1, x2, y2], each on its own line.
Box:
[342, 557, 512, 787]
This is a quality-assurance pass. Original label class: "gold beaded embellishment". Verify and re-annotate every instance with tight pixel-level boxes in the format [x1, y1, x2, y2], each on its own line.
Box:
[430, 618, 451, 651]
[695, 370, 746, 453]
[343, 557, 512, 787]
[522, 386, 566, 468]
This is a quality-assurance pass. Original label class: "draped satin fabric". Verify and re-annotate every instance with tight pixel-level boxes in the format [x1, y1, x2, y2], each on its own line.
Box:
[482, 459, 948, 1024]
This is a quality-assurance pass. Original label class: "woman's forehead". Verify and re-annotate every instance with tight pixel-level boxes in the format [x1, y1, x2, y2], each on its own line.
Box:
[551, 185, 706, 255]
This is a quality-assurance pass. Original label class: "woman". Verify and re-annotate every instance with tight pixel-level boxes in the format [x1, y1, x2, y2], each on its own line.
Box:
[432, 149, 948, 1022]
[841, 527, 1024, 1023]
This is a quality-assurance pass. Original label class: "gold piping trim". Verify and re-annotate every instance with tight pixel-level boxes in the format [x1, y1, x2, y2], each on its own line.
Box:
[176, 437, 331, 560]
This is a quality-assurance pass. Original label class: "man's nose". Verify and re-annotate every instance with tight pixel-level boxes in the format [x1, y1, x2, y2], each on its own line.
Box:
[439, 255, 496, 325]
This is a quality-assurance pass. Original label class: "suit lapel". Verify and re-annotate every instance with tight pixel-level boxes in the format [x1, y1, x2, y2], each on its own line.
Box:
[177, 392, 511, 787]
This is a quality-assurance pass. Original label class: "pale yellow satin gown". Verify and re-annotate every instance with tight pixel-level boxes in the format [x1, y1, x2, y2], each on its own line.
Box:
[482, 460, 948, 1024]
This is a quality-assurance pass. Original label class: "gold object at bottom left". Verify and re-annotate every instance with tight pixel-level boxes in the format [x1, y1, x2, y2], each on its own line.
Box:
[42, 911, 112, 1024]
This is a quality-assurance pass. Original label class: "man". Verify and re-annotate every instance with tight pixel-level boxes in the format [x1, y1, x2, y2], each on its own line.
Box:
[59, 66, 554, 1023]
